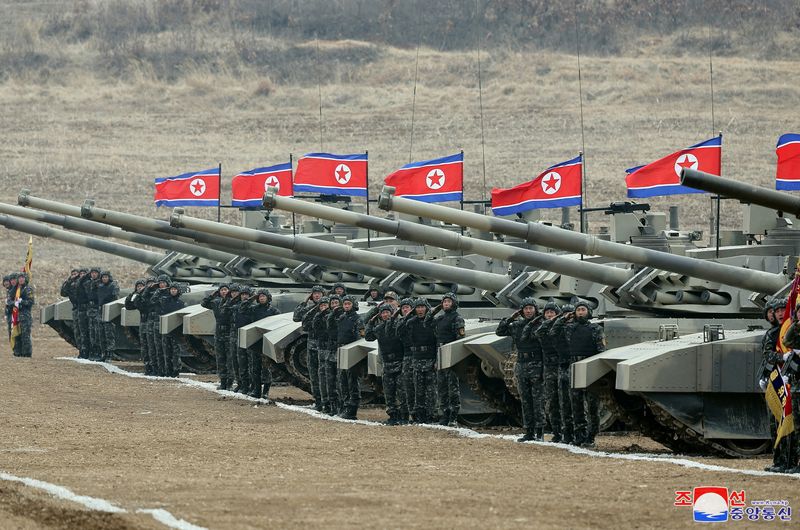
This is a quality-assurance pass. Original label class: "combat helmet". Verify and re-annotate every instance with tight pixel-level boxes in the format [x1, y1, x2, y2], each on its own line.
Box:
[441, 292, 459, 309]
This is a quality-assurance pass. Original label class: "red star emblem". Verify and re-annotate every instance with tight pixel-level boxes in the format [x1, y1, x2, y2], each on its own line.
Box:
[543, 174, 559, 190]
[676, 158, 695, 170]
[336, 168, 348, 181]
[192, 181, 204, 193]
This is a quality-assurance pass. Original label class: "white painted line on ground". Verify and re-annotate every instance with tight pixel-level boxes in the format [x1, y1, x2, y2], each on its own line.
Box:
[1, 468, 208, 529]
[59, 356, 799, 481]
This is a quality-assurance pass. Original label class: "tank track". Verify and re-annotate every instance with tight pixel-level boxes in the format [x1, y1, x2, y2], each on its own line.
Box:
[122, 325, 140, 347]
[501, 351, 520, 400]
[47, 321, 78, 349]
[284, 338, 312, 393]
[172, 332, 216, 374]
[463, 357, 521, 424]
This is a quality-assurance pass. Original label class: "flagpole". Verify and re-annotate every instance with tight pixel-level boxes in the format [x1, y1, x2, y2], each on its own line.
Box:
[217, 162, 222, 223]
[365, 150, 371, 248]
[579, 151, 585, 261]
[716, 131, 723, 258]
[573, 0, 588, 235]
[475, 0, 488, 213]
[290, 153, 296, 237]
[315, 36, 324, 152]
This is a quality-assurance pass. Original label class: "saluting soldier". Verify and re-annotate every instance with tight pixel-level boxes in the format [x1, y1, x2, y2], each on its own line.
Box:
[426, 293, 465, 427]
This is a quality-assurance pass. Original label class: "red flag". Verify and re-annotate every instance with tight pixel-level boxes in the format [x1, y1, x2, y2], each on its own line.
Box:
[491, 155, 582, 215]
[232, 162, 293, 207]
[626, 137, 721, 198]
[776, 134, 800, 190]
[293, 153, 367, 197]
[383, 153, 463, 203]
[154, 167, 220, 207]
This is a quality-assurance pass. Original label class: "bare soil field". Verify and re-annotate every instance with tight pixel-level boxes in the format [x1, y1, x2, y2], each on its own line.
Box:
[0, 330, 796, 529]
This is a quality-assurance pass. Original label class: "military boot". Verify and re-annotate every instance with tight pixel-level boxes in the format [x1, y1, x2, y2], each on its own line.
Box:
[438, 411, 450, 426]
[399, 411, 410, 425]
[447, 412, 459, 427]
[248, 384, 263, 399]
[385, 413, 398, 426]
[535, 427, 544, 441]
[517, 428, 536, 443]
[340, 406, 358, 420]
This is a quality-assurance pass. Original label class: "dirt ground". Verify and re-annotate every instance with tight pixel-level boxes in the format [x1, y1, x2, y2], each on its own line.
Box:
[0, 329, 796, 530]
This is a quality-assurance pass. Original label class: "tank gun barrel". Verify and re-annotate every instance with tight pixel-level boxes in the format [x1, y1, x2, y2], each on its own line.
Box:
[0, 201, 235, 263]
[680, 168, 800, 216]
[264, 189, 631, 287]
[378, 186, 787, 295]
[0, 214, 162, 265]
[170, 211, 512, 293]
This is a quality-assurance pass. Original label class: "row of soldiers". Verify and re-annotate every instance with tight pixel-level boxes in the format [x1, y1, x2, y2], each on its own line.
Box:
[201, 283, 279, 398]
[60, 268, 119, 361]
[293, 284, 466, 424]
[124, 275, 186, 377]
[496, 298, 605, 447]
[760, 298, 800, 473]
[3, 272, 34, 357]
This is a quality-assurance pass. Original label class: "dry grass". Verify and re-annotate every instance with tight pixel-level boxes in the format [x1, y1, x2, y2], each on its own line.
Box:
[0, 1, 798, 308]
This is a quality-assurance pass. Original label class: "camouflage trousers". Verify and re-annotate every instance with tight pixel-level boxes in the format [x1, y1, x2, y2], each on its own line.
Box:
[436, 367, 460, 419]
[214, 326, 231, 384]
[557, 364, 575, 441]
[71, 307, 83, 356]
[150, 317, 167, 376]
[161, 333, 181, 377]
[99, 321, 116, 360]
[412, 358, 436, 421]
[14, 313, 33, 357]
[229, 330, 245, 388]
[139, 320, 154, 375]
[401, 356, 414, 416]
[339, 365, 361, 409]
[75, 308, 91, 359]
[247, 347, 271, 394]
[319, 346, 340, 410]
[516, 359, 544, 431]
[87, 307, 102, 359]
[382, 360, 407, 418]
[237, 342, 251, 390]
[563, 359, 599, 443]
[306, 338, 322, 405]
[543, 358, 562, 437]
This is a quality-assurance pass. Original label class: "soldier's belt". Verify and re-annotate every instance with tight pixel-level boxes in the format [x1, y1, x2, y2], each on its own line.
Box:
[410, 346, 433, 352]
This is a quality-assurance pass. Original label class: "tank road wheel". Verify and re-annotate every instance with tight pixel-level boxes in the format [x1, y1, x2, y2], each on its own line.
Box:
[285, 339, 312, 394]
[176, 334, 216, 374]
[457, 413, 499, 429]
[598, 401, 618, 432]
[721, 439, 771, 457]
[501, 352, 520, 399]
[461, 356, 522, 425]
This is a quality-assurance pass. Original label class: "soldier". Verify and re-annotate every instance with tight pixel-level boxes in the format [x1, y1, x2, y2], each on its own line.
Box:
[551, 301, 605, 447]
[6, 275, 17, 355]
[398, 299, 437, 424]
[319, 295, 341, 414]
[95, 271, 119, 361]
[549, 303, 575, 444]
[362, 287, 382, 303]
[3, 275, 11, 342]
[331, 295, 365, 419]
[73, 268, 91, 359]
[396, 297, 415, 424]
[779, 303, 800, 473]
[81, 267, 102, 360]
[426, 293, 465, 426]
[124, 279, 148, 371]
[331, 282, 346, 297]
[294, 285, 325, 408]
[148, 275, 171, 376]
[135, 277, 158, 375]
[243, 289, 280, 399]
[222, 284, 243, 389]
[497, 297, 544, 442]
[158, 283, 186, 377]
[231, 286, 254, 394]
[12, 273, 34, 357]
[535, 301, 564, 443]
[761, 298, 789, 472]
[366, 303, 406, 425]
[201, 284, 232, 389]
[60, 269, 81, 355]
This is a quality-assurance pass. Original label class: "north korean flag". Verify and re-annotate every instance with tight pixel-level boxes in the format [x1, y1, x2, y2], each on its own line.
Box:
[293, 153, 367, 197]
[383, 153, 463, 203]
[154, 167, 220, 207]
[231, 162, 293, 207]
[491, 155, 582, 216]
[625, 136, 721, 198]
[776, 134, 800, 191]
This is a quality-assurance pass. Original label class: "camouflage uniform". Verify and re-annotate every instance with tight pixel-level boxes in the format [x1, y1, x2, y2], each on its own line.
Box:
[365, 304, 407, 424]
[158, 286, 185, 377]
[201, 285, 232, 389]
[12, 274, 34, 357]
[135, 280, 158, 375]
[147, 276, 172, 376]
[124, 279, 147, 369]
[332, 295, 365, 419]
[535, 302, 564, 442]
[295, 285, 325, 408]
[776, 315, 800, 472]
[398, 299, 415, 423]
[426, 293, 465, 426]
[497, 297, 544, 441]
[81, 268, 102, 360]
[95, 271, 120, 361]
[316, 297, 339, 414]
[60, 270, 82, 355]
[243, 290, 280, 399]
[549, 303, 575, 443]
[229, 288, 253, 393]
[551, 302, 605, 446]
[398, 299, 437, 423]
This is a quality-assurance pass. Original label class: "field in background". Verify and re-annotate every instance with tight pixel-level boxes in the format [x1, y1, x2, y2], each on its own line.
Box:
[0, 0, 799, 307]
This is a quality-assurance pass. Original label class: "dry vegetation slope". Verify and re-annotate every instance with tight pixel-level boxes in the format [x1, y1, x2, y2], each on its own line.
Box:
[0, 0, 798, 308]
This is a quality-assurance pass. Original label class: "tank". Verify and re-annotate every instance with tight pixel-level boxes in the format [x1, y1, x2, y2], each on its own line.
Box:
[378, 185, 796, 456]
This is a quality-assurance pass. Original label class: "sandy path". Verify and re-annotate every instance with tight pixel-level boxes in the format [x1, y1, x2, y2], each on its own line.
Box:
[0, 334, 796, 529]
